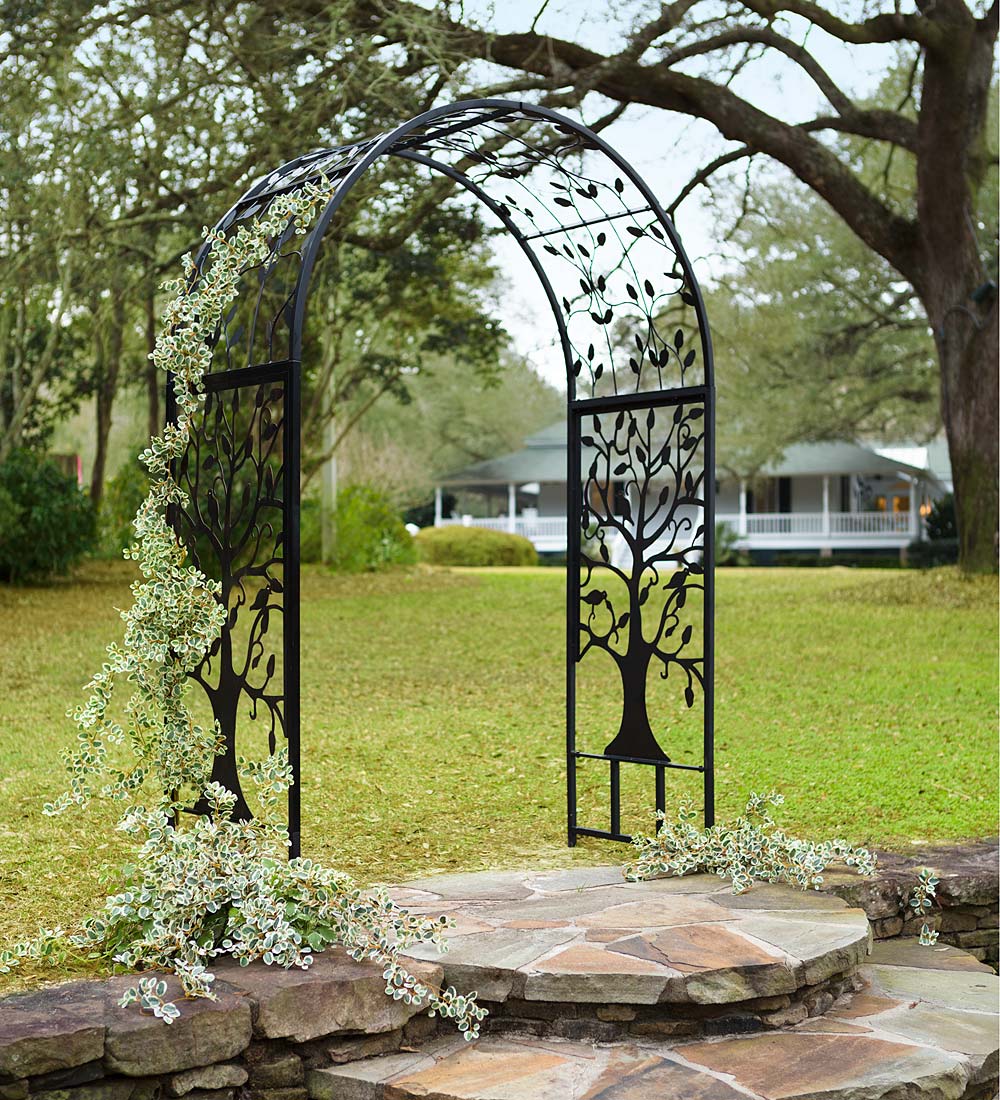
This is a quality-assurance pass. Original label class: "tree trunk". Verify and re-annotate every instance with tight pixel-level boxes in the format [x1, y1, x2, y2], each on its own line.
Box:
[604, 645, 670, 762]
[90, 293, 125, 507]
[932, 292, 998, 572]
[916, 8, 999, 573]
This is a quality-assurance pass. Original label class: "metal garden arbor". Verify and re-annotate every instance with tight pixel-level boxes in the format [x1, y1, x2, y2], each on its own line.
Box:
[168, 100, 715, 858]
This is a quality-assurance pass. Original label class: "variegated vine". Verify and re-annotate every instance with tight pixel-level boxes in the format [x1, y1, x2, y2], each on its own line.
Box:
[625, 791, 878, 893]
[0, 178, 486, 1038]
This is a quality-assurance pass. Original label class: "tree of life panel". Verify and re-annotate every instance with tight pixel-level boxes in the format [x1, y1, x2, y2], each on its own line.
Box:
[571, 396, 709, 842]
[170, 364, 299, 853]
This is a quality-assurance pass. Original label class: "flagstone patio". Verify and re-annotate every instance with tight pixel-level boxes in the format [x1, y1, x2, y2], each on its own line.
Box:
[390, 867, 872, 1034]
[300, 865, 1000, 1100]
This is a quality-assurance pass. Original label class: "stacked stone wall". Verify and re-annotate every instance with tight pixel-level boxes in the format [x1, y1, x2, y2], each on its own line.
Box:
[821, 839, 998, 970]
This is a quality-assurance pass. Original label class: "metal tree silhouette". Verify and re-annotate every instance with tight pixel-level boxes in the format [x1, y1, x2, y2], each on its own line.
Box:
[174, 379, 288, 822]
[580, 399, 706, 762]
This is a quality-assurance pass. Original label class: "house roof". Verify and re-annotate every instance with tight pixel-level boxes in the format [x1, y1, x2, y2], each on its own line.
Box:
[439, 420, 936, 487]
[759, 441, 930, 480]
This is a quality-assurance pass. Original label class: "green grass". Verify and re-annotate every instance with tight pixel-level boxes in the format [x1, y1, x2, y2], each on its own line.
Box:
[0, 561, 996, 991]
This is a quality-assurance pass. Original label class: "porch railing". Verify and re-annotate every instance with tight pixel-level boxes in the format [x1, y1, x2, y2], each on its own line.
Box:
[716, 511, 915, 537]
[439, 510, 918, 547]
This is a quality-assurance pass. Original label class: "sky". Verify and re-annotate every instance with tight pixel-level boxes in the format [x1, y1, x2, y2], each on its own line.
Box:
[422, 0, 900, 389]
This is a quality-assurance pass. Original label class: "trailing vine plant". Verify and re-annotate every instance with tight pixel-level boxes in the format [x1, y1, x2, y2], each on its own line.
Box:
[909, 867, 941, 946]
[625, 791, 878, 892]
[0, 179, 486, 1037]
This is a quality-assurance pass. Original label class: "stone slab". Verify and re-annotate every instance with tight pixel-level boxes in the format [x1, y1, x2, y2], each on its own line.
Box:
[307, 1051, 435, 1100]
[712, 884, 851, 912]
[103, 976, 251, 1077]
[868, 937, 996, 973]
[873, 1002, 1000, 1057]
[0, 982, 105, 1082]
[576, 896, 733, 931]
[389, 866, 870, 1012]
[523, 944, 675, 1005]
[213, 951, 443, 1042]
[736, 912, 871, 984]
[168, 1065, 248, 1097]
[866, 962, 1000, 1014]
[312, 1036, 751, 1100]
[679, 1031, 968, 1100]
[307, 1016, 998, 1100]
[405, 928, 576, 1002]
[821, 840, 999, 922]
[395, 871, 534, 901]
[829, 991, 903, 1019]
[524, 867, 628, 893]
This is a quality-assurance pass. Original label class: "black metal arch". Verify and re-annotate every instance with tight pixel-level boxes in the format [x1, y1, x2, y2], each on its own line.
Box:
[169, 99, 715, 857]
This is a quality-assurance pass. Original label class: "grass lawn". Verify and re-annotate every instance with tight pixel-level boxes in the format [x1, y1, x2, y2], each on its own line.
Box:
[0, 561, 996, 991]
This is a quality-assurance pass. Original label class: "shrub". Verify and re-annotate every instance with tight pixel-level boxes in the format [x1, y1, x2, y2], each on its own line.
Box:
[715, 521, 748, 566]
[907, 537, 959, 568]
[925, 493, 956, 541]
[415, 525, 538, 566]
[301, 488, 415, 571]
[625, 791, 877, 893]
[0, 449, 96, 582]
[300, 497, 322, 563]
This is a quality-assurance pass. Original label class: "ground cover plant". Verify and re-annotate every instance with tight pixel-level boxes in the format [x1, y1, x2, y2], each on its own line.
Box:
[0, 563, 995, 995]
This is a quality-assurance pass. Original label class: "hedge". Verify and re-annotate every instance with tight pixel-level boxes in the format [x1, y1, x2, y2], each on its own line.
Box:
[414, 525, 538, 567]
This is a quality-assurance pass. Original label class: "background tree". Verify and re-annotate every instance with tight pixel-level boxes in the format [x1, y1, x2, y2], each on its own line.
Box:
[709, 183, 941, 479]
[1, 1, 523, 517]
[334, 0, 998, 572]
[353, 349, 565, 510]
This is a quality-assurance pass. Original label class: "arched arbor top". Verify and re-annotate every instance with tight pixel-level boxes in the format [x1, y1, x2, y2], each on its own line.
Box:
[194, 99, 712, 401]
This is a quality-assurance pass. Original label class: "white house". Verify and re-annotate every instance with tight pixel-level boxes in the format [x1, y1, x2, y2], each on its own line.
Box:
[432, 421, 948, 558]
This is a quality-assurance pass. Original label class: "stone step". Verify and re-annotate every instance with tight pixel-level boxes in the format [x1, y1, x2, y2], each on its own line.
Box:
[308, 940, 1000, 1100]
[391, 867, 872, 1035]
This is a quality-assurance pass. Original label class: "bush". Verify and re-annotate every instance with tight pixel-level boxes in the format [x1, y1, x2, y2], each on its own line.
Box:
[0, 449, 96, 582]
[304, 486, 416, 572]
[300, 496, 322, 564]
[770, 552, 902, 568]
[99, 457, 149, 557]
[415, 525, 538, 566]
[907, 537, 960, 568]
[925, 493, 956, 541]
[715, 521, 749, 566]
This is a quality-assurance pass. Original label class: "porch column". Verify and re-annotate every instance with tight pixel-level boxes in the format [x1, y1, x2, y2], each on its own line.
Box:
[738, 479, 747, 536]
[433, 486, 443, 527]
[507, 482, 517, 534]
[909, 478, 918, 537]
[822, 476, 831, 537]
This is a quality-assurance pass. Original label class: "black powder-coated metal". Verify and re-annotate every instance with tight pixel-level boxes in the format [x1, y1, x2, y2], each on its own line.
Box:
[167, 99, 715, 853]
